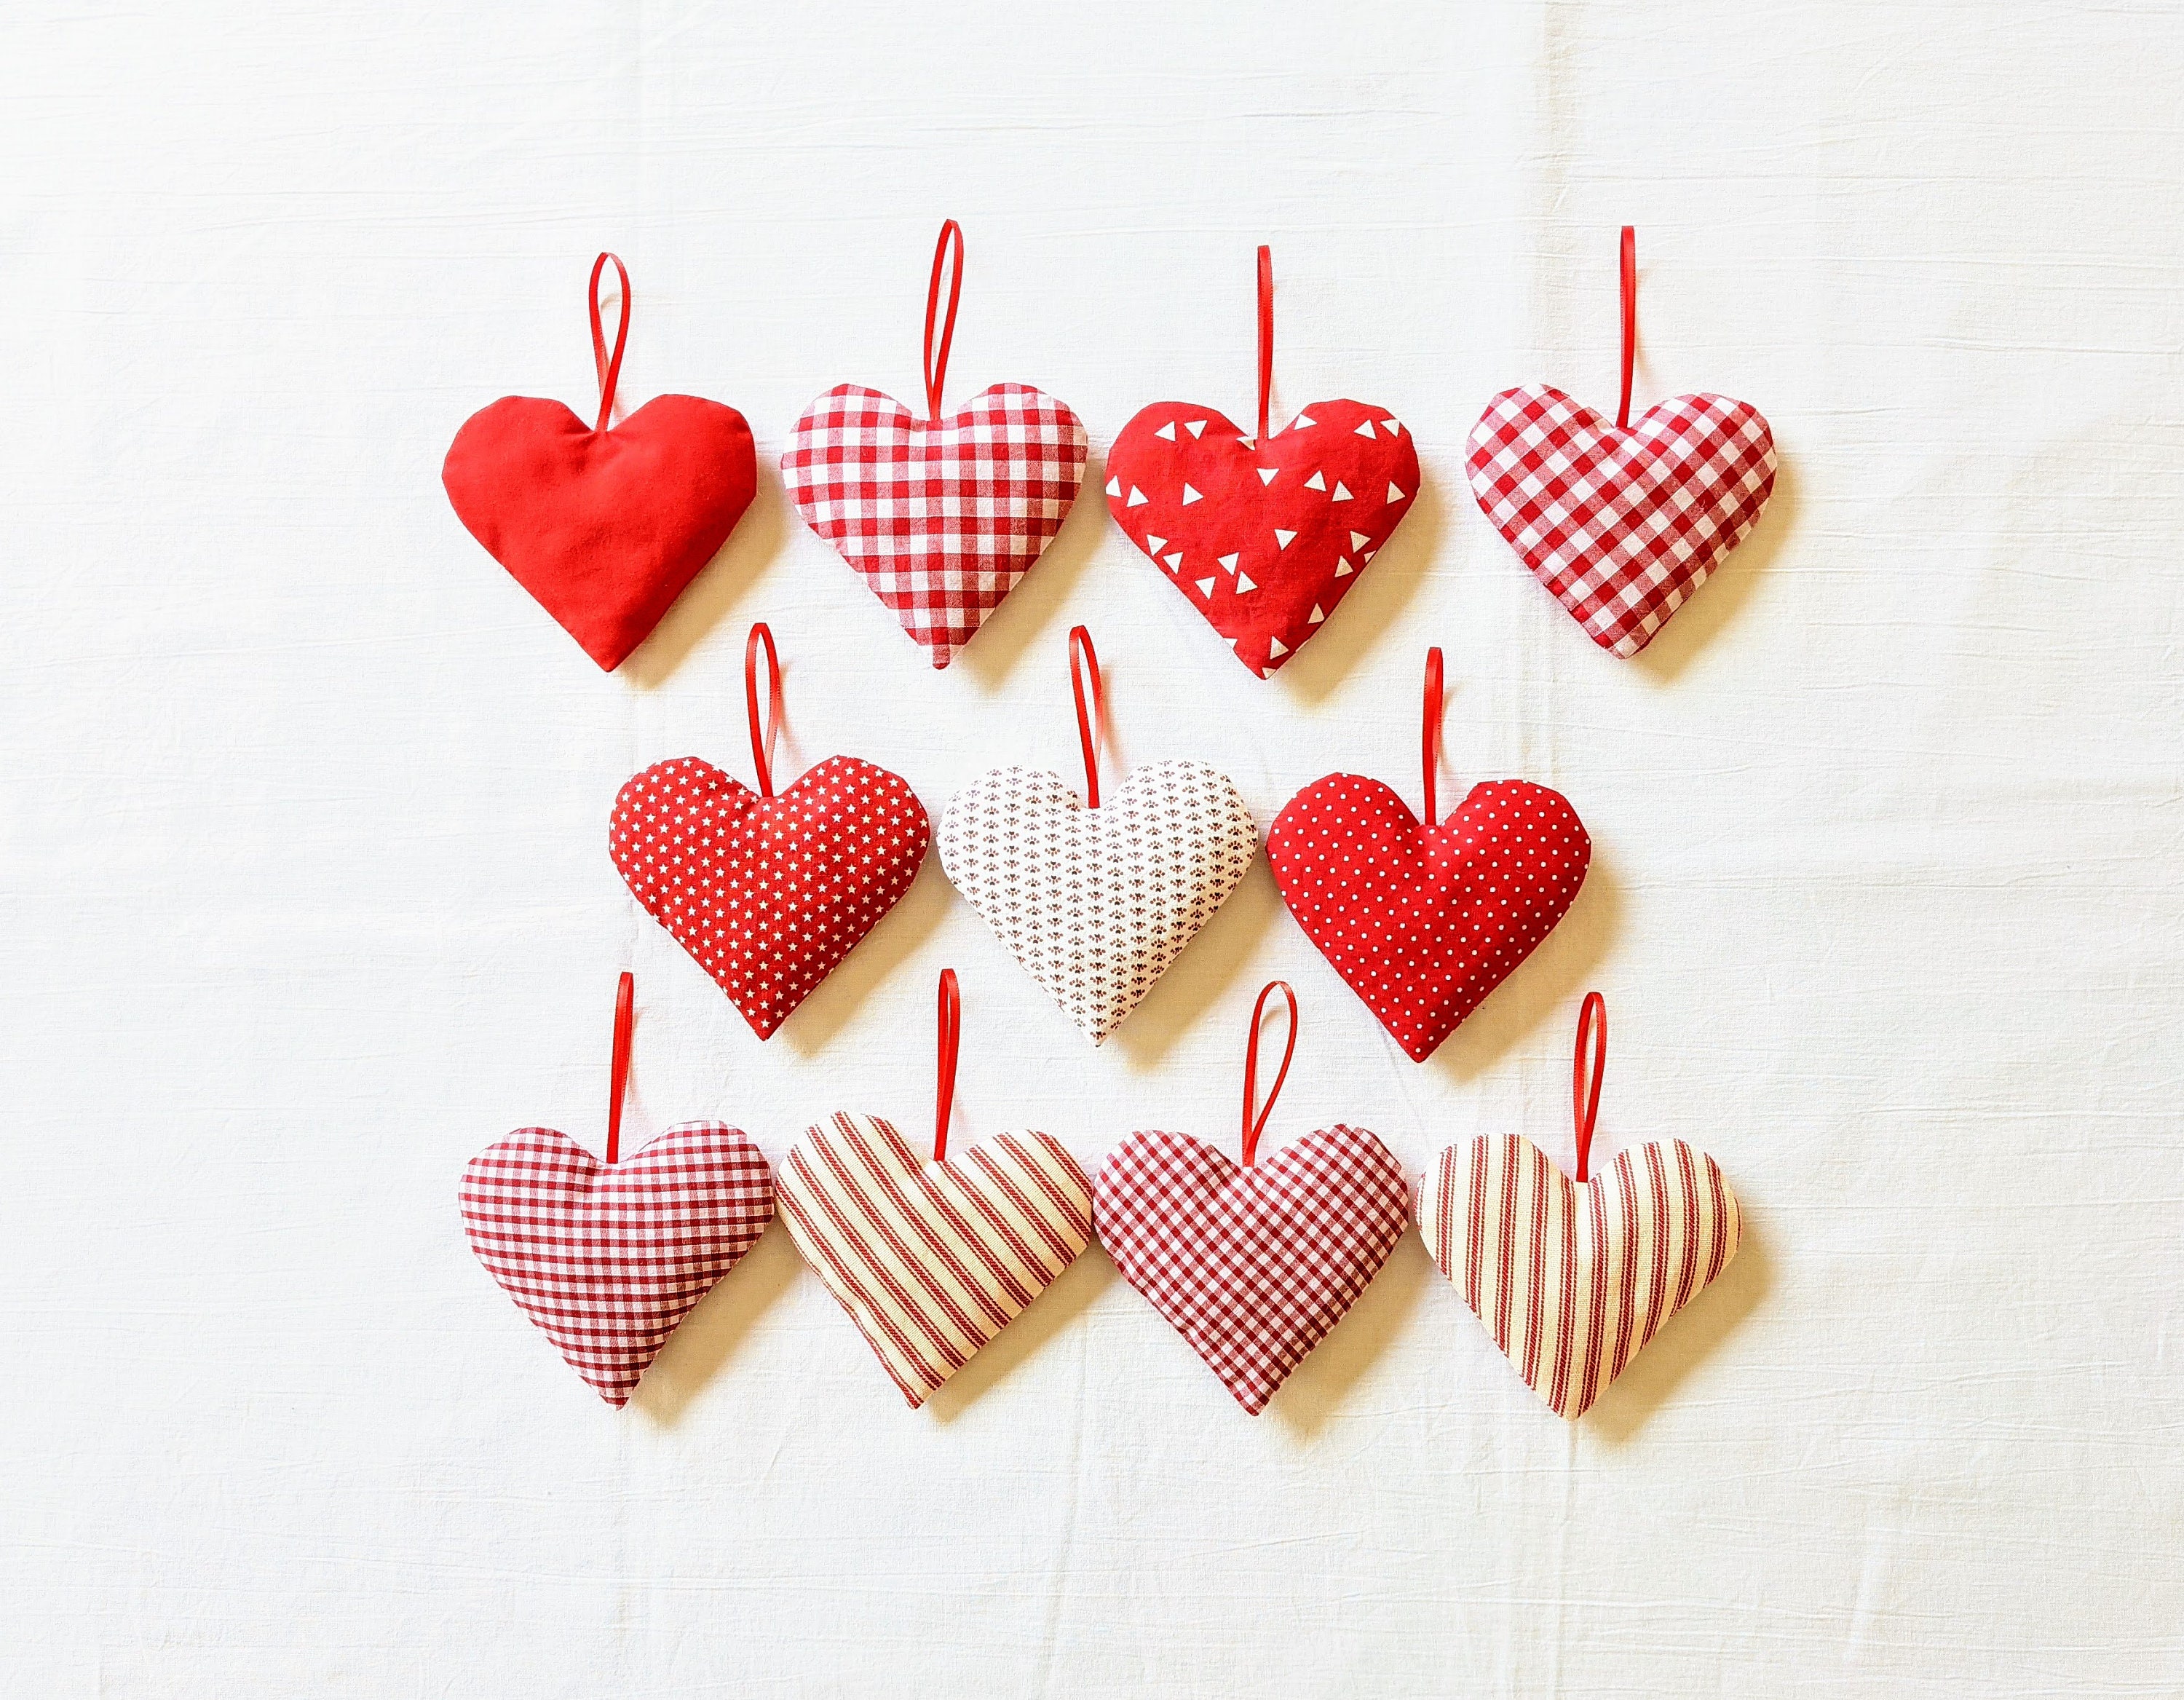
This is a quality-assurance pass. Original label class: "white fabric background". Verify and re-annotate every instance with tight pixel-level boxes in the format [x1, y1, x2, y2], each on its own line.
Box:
[5, 3, 2181, 1693]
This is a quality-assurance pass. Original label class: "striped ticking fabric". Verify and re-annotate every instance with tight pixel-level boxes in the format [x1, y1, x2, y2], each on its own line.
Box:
[1465, 386, 1776, 657]
[460, 1123, 775, 1407]
[1095, 1126, 1409, 1415]
[775, 1112, 1093, 1408]
[1417, 1134, 1741, 1420]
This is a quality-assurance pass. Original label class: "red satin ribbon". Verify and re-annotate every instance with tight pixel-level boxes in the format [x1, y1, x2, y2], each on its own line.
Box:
[1241, 981, 1299, 1167]
[744, 622, 784, 799]
[1421, 646, 1445, 826]
[933, 968, 961, 1162]
[588, 253, 632, 434]
[1256, 244, 1275, 445]
[1616, 226, 1637, 432]
[1069, 625, 1104, 808]
[1572, 991, 1607, 1182]
[606, 970, 635, 1165]
[923, 220, 966, 423]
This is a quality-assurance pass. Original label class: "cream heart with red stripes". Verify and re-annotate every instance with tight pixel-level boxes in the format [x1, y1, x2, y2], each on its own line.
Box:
[1417, 1134, 1741, 1419]
[938, 760, 1259, 1044]
[776, 1112, 1093, 1408]
[460, 1123, 775, 1407]
[1095, 1126, 1409, 1414]
[1466, 386, 1776, 657]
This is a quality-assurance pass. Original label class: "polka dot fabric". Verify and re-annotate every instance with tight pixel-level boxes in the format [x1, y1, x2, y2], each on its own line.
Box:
[1266, 775, 1590, 1061]
[609, 755, 930, 1040]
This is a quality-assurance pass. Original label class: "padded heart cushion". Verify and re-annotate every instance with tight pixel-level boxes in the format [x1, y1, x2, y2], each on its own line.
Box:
[1105, 400, 1418, 676]
[1267, 775, 1590, 1061]
[443, 393, 756, 671]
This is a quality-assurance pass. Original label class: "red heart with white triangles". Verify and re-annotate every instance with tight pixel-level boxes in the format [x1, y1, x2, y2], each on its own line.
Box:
[1094, 1125, 1409, 1413]
[460, 1122, 774, 1407]
[609, 754, 930, 1040]
[1105, 400, 1419, 677]
[1465, 385, 1776, 657]
[1267, 775, 1590, 1061]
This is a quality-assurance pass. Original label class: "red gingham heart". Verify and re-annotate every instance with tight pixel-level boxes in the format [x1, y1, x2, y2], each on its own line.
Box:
[460, 1123, 774, 1407]
[1104, 400, 1419, 677]
[1267, 775, 1591, 1061]
[782, 383, 1088, 669]
[1465, 385, 1776, 657]
[609, 755, 930, 1041]
[1095, 1126, 1409, 1414]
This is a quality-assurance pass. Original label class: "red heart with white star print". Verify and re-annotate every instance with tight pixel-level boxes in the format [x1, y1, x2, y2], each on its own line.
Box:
[1104, 400, 1419, 677]
[1265, 775, 1591, 1061]
[609, 754, 930, 1040]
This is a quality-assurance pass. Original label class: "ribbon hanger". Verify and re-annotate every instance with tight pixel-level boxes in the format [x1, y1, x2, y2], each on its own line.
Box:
[744, 622, 785, 797]
[1616, 226, 1637, 431]
[933, 968, 962, 1162]
[1068, 625, 1104, 807]
[604, 970, 636, 1165]
[1421, 646, 1446, 826]
[1240, 981, 1299, 1166]
[587, 253, 633, 434]
[1572, 991, 1607, 1182]
[923, 220, 966, 424]
[1256, 244, 1275, 446]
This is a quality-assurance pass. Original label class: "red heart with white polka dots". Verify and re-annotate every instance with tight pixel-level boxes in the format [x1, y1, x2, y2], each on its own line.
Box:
[609, 754, 930, 1040]
[1265, 775, 1591, 1061]
[1104, 400, 1419, 677]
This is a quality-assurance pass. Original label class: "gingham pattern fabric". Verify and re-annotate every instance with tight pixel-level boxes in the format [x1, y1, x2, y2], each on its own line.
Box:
[1417, 1134, 1741, 1420]
[1465, 386, 1776, 657]
[459, 1122, 775, 1407]
[609, 754, 930, 1040]
[775, 1112, 1093, 1408]
[1095, 1126, 1409, 1414]
[782, 382, 1088, 669]
[937, 760, 1259, 1044]
[1267, 775, 1591, 1061]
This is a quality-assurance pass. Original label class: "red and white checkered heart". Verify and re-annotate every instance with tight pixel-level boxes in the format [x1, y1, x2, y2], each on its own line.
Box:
[1465, 385, 1776, 657]
[782, 383, 1088, 669]
[1095, 1126, 1409, 1414]
[1267, 775, 1591, 1062]
[609, 755, 930, 1041]
[936, 761, 1260, 1044]
[1105, 400, 1419, 677]
[775, 1113, 1093, 1409]
[460, 1123, 775, 1407]
[1417, 1134, 1741, 1420]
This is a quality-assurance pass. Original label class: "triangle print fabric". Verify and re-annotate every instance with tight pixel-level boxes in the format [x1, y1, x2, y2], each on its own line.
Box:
[775, 1112, 1093, 1408]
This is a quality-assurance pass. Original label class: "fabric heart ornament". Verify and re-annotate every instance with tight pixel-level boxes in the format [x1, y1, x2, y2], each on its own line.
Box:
[1107, 248, 1418, 678]
[936, 629, 1259, 1043]
[1465, 229, 1776, 657]
[1267, 649, 1590, 1061]
[1415, 995, 1743, 1418]
[782, 222, 1087, 669]
[1096, 983, 1409, 1413]
[609, 625, 930, 1040]
[459, 975, 775, 1407]
[775, 972, 1094, 1407]
[443, 254, 757, 671]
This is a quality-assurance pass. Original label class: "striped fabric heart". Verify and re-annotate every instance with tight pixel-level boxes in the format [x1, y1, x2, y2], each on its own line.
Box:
[776, 1112, 1093, 1408]
[460, 1122, 775, 1407]
[1416, 1133, 1741, 1419]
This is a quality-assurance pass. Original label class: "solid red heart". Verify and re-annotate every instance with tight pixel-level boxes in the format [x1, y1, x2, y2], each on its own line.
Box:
[609, 754, 930, 1040]
[444, 392, 756, 671]
[1105, 400, 1419, 677]
[1267, 775, 1591, 1061]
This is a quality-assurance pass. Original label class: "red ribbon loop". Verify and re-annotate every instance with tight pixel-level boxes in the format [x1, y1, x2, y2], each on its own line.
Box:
[933, 968, 961, 1163]
[1256, 244, 1275, 445]
[588, 253, 632, 434]
[1422, 646, 1445, 826]
[1068, 625, 1104, 808]
[606, 970, 635, 1166]
[1616, 226, 1637, 432]
[1572, 991, 1607, 1182]
[1241, 980, 1299, 1167]
[744, 622, 784, 799]
[923, 220, 966, 423]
